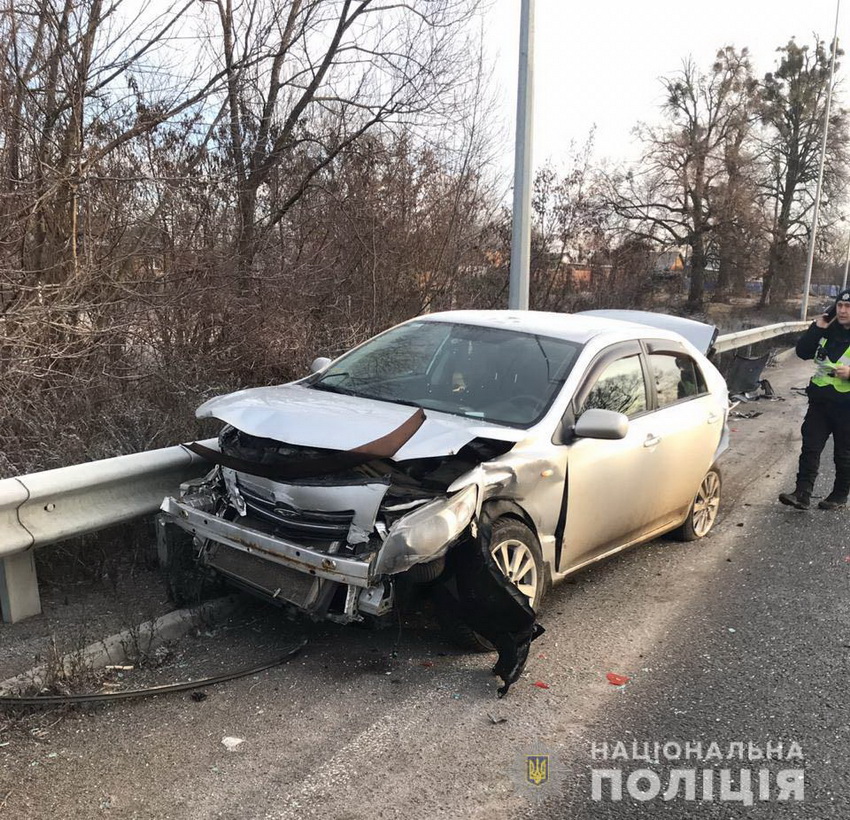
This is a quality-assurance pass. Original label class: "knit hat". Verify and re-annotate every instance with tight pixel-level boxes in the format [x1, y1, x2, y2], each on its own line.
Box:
[837, 291, 850, 304]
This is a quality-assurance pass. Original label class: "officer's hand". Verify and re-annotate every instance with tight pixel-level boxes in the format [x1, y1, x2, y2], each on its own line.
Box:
[833, 365, 850, 380]
[816, 314, 834, 329]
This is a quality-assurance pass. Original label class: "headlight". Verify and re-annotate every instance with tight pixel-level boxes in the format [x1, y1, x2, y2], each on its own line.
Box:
[374, 484, 478, 574]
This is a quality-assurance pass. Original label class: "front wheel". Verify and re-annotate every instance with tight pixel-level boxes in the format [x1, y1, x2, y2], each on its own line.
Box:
[675, 466, 721, 541]
[487, 519, 545, 610]
[435, 518, 545, 652]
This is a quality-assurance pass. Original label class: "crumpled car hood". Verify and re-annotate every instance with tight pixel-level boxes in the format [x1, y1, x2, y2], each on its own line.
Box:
[196, 384, 524, 460]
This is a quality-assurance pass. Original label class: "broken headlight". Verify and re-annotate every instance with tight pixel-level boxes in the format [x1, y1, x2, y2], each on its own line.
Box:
[374, 484, 477, 574]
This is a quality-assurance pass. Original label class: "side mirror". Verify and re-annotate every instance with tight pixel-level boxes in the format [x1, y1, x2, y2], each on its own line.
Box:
[573, 408, 628, 440]
[309, 356, 332, 375]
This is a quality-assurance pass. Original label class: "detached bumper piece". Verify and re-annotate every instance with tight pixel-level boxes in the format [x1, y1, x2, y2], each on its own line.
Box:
[439, 516, 544, 697]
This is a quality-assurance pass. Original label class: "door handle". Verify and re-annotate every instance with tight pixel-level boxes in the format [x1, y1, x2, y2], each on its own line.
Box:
[707, 412, 720, 424]
[643, 434, 661, 447]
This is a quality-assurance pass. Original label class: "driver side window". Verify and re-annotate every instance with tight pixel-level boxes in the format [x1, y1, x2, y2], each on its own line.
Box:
[580, 355, 647, 418]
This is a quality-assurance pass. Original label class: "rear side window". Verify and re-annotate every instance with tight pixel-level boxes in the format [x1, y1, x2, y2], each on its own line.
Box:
[649, 353, 708, 409]
[580, 355, 647, 417]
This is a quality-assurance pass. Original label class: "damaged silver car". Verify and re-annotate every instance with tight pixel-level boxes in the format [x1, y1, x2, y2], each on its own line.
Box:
[159, 310, 728, 693]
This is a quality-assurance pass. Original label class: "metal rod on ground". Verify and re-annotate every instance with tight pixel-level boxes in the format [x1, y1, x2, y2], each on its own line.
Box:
[508, 0, 534, 311]
[801, 0, 840, 320]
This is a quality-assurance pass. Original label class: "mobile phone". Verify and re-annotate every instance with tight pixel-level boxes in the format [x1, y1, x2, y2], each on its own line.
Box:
[824, 304, 837, 321]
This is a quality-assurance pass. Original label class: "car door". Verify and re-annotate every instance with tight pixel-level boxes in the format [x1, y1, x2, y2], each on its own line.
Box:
[559, 342, 670, 569]
[638, 342, 723, 530]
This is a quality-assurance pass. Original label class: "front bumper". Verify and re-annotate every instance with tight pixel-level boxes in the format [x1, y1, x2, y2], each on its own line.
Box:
[159, 496, 375, 588]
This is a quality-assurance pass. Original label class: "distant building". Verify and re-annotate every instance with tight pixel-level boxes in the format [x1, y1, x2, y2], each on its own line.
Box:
[651, 250, 685, 278]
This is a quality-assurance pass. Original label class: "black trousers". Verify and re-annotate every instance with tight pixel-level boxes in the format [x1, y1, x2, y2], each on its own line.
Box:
[796, 400, 850, 499]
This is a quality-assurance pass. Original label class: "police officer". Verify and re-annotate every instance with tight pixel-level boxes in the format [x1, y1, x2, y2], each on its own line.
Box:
[779, 290, 850, 510]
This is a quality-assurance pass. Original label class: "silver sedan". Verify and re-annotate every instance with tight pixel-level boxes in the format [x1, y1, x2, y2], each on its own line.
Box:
[159, 310, 728, 691]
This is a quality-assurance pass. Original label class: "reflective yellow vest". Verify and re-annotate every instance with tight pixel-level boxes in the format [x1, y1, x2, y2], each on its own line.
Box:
[811, 338, 850, 392]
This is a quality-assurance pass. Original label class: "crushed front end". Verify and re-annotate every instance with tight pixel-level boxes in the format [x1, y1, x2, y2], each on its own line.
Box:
[158, 424, 505, 624]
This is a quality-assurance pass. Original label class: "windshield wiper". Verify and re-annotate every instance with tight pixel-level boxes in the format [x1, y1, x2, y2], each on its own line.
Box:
[310, 382, 424, 410]
[309, 381, 360, 397]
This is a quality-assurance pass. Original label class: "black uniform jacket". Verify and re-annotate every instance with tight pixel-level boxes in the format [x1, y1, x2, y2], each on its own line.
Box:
[796, 320, 850, 404]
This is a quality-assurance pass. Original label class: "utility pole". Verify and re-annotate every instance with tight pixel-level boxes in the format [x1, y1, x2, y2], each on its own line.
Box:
[508, 0, 534, 310]
[801, 0, 840, 319]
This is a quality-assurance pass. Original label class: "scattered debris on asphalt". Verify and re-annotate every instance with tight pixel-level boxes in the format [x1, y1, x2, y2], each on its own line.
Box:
[0, 640, 306, 708]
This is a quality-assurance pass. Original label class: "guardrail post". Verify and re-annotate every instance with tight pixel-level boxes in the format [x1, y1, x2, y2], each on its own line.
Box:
[0, 550, 41, 623]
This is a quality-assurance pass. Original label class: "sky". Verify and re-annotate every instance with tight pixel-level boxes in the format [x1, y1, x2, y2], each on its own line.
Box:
[483, 0, 842, 171]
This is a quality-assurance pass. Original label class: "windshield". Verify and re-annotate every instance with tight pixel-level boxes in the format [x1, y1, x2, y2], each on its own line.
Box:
[309, 321, 581, 427]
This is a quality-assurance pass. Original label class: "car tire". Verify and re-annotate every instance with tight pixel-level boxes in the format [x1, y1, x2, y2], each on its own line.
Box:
[436, 518, 546, 653]
[675, 466, 722, 542]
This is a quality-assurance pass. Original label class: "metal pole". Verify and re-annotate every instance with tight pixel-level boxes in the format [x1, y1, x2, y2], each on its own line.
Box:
[843, 228, 850, 290]
[508, 0, 534, 310]
[801, 0, 840, 319]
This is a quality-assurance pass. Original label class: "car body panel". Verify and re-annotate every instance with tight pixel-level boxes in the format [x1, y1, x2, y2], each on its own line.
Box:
[638, 395, 722, 526]
[197, 383, 525, 460]
[561, 412, 675, 565]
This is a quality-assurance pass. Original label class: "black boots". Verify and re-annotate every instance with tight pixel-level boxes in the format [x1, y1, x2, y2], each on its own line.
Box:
[779, 489, 847, 510]
[818, 493, 848, 510]
[779, 491, 811, 510]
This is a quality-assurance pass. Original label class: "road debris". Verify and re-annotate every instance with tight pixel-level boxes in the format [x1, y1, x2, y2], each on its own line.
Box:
[730, 410, 763, 419]
[0, 640, 306, 707]
[221, 737, 244, 752]
[606, 673, 630, 686]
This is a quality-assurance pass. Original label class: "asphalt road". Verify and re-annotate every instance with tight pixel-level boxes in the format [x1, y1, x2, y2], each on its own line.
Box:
[0, 354, 845, 820]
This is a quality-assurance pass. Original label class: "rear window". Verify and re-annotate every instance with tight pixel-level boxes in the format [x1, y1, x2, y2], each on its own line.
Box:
[648, 353, 708, 409]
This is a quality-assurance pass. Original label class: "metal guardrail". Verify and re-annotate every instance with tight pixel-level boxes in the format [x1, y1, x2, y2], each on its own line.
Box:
[0, 440, 216, 559]
[712, 321, 809, 354]
[0, 319, 812, 621]
[0, 439, 215, 622]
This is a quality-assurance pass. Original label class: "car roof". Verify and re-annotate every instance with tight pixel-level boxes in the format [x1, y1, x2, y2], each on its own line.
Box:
[416, 310, 692, 347]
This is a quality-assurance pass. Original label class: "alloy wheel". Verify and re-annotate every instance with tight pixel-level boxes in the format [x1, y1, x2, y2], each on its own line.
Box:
[692, 470, 721, 537]
[490, 538, 539, 607]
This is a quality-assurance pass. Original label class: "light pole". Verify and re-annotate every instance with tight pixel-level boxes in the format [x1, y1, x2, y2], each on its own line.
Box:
[508, 0, 534, 310]
[800, 0, 840, 319]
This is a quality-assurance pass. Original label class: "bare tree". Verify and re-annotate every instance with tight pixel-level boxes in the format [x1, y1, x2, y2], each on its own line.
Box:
[757, 38, 849, 306]
[200, 0, 481, 289]
[611, 47, 757, 312]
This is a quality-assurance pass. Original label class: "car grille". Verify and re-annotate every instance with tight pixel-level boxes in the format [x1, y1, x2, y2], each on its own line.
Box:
[207, 544, 317, 608]
[238, 485, 354, 540]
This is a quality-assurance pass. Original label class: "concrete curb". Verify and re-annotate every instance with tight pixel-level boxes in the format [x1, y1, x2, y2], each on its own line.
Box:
[0, 595, 240, 696]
